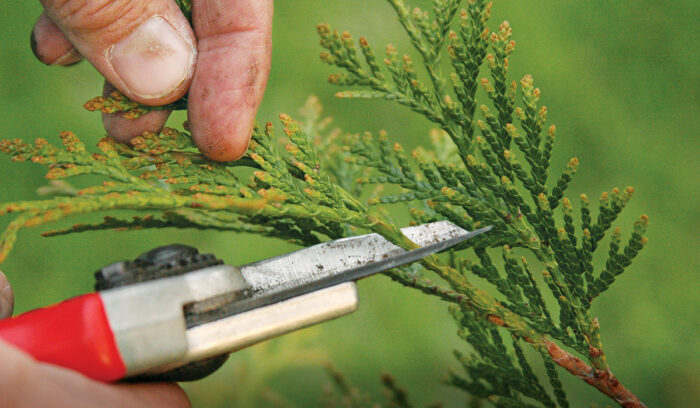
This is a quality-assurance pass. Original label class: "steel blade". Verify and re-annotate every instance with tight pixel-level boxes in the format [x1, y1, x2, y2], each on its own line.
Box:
[167, 223, 489, 369]
[182, 222, 490, 334]
[239, 221, 491, 299]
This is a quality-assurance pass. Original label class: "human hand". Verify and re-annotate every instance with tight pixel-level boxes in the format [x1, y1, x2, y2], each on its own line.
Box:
[0, 271, 191, 408]
[30, 0, 273, 161]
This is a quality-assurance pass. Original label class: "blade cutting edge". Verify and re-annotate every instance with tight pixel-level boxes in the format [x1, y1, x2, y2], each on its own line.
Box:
[237, 222, 491, 312]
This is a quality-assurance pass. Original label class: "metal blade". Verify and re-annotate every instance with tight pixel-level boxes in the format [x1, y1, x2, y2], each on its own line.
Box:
[239, 221, 491, 301]
[175, 222, 491, 351]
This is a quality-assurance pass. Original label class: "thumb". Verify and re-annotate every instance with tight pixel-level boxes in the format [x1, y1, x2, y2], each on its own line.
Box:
[40, 0, 196, 105]
[0, 270, 14, 319]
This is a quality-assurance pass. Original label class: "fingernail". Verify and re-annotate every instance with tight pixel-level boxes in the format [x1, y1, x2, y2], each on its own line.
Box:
[30, 29, 39, 60]
[52, 48, 82, 67]
[0, 271, 13, 319]
[110, 16, 195, 99]
[31, 28, 82, 67]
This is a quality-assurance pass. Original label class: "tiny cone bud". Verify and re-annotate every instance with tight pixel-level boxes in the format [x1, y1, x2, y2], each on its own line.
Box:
[521, 74, 534, 88]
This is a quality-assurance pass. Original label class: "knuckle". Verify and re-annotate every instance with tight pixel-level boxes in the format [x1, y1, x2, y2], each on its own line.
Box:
[47, 0, 143, 35]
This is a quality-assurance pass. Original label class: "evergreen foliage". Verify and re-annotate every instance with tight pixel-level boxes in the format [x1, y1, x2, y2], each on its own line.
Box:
[320, 367, 420, 408]
[0, 1, 650, 407]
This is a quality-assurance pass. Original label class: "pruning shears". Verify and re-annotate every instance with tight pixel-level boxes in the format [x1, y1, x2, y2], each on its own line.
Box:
[0, 221, 490, 382]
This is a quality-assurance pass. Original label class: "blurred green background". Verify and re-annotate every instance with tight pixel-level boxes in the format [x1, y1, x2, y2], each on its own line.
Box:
[1, 1, 698, 407]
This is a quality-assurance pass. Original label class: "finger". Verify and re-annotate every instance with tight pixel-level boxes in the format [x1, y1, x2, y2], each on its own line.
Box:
[188, 0, 273, 161]
[0, 270, 13, 319]
[101, 81, 171, 142]
[0, 340, 191, 408]
[41, 0, 197, 105]
[31, 12, 82, 66]
[111, 382, 191, 408]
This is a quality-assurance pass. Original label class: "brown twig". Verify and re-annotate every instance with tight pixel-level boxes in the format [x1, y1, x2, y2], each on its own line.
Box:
[543, 339, 647, 408]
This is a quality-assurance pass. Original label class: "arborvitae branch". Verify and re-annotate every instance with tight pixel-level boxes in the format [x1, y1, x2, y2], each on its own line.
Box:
[0, 1, 651, 407]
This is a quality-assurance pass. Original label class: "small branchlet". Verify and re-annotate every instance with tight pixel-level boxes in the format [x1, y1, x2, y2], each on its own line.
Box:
[84, 90, 187, 119]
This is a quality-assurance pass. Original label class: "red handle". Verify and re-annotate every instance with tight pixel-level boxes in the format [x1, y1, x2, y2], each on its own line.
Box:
[0, 293, 126, 382]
